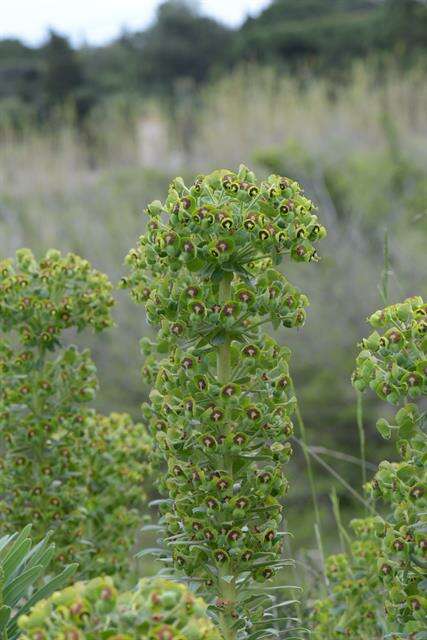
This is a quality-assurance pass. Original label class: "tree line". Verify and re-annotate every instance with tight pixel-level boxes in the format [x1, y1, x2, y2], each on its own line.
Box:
[1, 0, 426, 123]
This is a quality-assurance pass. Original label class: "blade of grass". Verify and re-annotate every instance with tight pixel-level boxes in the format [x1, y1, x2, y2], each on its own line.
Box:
[309, 445, 376, 471]
[330, 487, 352, 553]
[289, 377, 327, 594]
[293, 437, 380, 517]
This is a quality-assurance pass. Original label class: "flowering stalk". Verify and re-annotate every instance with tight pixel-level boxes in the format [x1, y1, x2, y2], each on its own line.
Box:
[124, 165, 326, 637]
[313, 296, 426, 639]
[0, 249, 152, 577]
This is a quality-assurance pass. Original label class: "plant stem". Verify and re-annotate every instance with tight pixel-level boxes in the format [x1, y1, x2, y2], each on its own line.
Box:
[217, 271, 237, 640]
[330, 486, 352, 553]
[356, 391, 367, 492]
[379, 228, 390, 305]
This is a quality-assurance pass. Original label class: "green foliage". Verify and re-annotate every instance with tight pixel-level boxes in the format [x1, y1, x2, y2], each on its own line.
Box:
[83, 412, 153, 576]
[312, 297, 426, 639]
[313, 517, 385, 639]
[236, 0, 427, 69]
[1, 0, 427, 123]
[0, 249, 152, 578]
[236, 0, 379, 66]
[18, 576, 221, 640]
[381, 0, 427, 57]
[353, 296, 426, 405]
[123, 165, 326, 637]
[0, 525, 77, 640]
[137, 0, 232, 89]
[0, 40, 42, 106]
[42, 30, 84, 113]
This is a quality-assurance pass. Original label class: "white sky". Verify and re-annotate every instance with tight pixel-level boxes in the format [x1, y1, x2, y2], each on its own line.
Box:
[1, 0, 272, 46]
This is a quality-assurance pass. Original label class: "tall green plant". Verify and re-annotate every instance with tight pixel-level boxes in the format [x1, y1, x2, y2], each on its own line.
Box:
[313, 296, 426, 639]
[123, 165, 326, 638]
[0, 249, 151, 577]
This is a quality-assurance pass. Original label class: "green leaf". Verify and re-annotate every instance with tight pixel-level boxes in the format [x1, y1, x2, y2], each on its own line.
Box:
[3, 565, 45, 606]
[186, 257, 204, 272]
[0, 535, 14, 561]
[135, 548, 163, 559]
[0, 605, 11, 632]
[23, 533, 51, 568]
[376, 418, 391, 440]
[0, 525, 31, 564]
[27, 543, 55, 571]
[2, 538, 32, 582]
[8, 563, 78, 629]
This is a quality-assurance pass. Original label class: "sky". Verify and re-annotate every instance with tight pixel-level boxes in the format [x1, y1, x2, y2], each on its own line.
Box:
[1, 0, 272, 46]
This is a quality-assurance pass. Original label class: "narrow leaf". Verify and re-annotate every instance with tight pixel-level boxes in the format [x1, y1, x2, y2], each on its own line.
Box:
[8, 563, 78, 628]
[0, 605, 11, 632]
[4, 565, 45, 606]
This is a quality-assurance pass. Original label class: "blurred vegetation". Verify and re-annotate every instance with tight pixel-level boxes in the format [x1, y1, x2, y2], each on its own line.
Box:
[1, 0, 427, 124]
[0, 0, 426, 572]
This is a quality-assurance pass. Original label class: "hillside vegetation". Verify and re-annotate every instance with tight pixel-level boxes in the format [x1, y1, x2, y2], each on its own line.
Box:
[1, 0, 427, 125]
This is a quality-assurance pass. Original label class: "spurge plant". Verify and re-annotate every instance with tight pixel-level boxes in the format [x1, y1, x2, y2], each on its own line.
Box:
[123, 165, 326, 638]
[0, 248, 152, 577]
[313, 296, 426, 639]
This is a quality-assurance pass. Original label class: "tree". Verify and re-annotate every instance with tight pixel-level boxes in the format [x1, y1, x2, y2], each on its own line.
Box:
[136, 0, 232, 90]
[379, 0, 427, 56]
[42, 30, 83, 110]
[235, 0, 379, 67]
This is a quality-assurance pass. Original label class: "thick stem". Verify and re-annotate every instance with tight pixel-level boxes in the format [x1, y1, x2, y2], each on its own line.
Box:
[216, 271, 237, 640]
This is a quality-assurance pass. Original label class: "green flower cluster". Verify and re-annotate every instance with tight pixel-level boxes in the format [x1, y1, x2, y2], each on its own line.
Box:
[353, 296, 426, 406]
[312, 517, 385, 639]
[18, 576, 221, 640]
[0, 248, 113, 342]
[83, 412, 152, 576]
[143, 335, 295, 575]
[123, 166, 326, 636]
[0, 249, 151, 578]
[313, 297, 426, 639]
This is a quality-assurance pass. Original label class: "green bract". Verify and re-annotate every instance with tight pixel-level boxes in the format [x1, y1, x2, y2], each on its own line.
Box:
[313, 297, 426, 639]
[0, 249, 152, 578]
[123, 165, 326, 637]
[18, 576, 221, 640]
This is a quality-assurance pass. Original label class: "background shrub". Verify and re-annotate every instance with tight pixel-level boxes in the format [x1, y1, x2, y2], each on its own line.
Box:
[0, 249, 152, 579]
